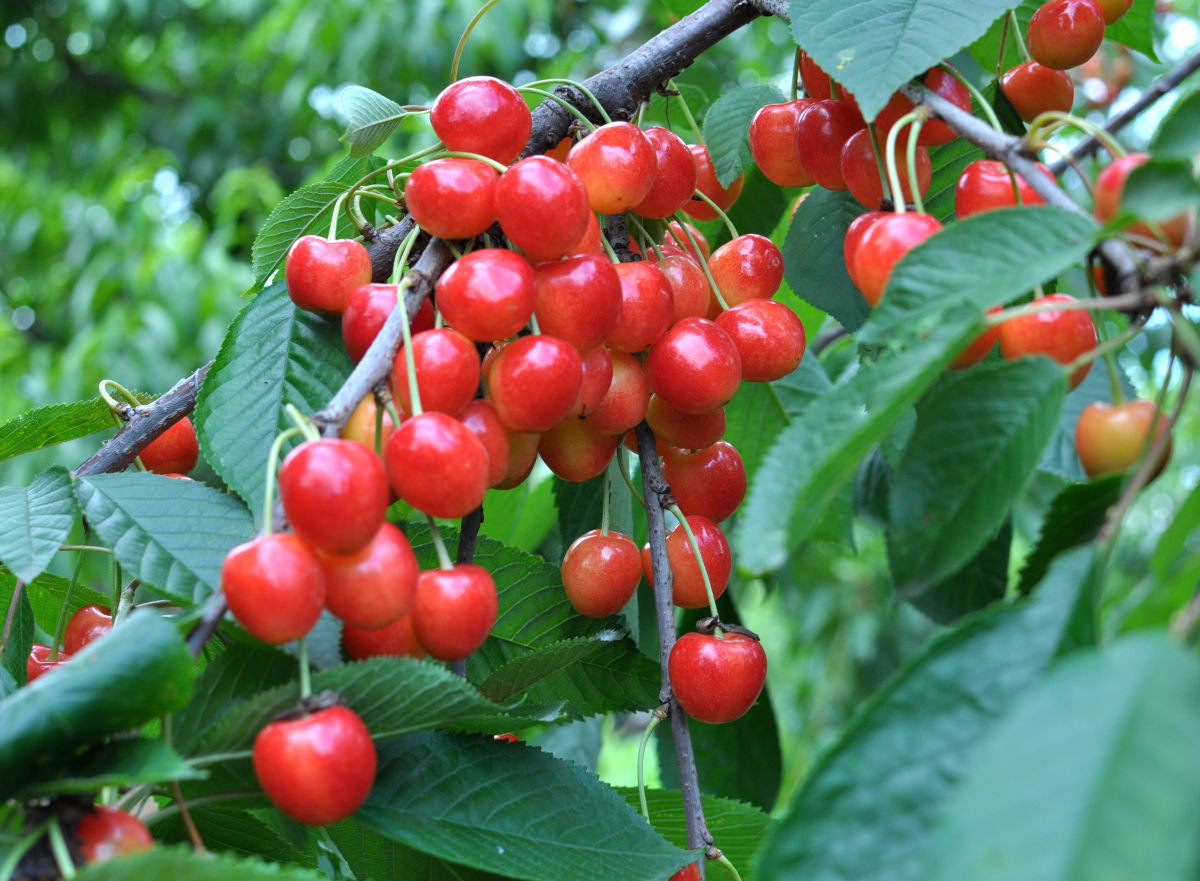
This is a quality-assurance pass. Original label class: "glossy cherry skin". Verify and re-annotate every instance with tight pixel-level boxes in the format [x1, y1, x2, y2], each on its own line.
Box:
[950, 306, 1003, 370]
[683, 145, 744, 222]
[1001, 62, 1076, 123]
[706, 234, 784, 308]
[796, 100, 866, 191]
[632, 127, 698, 218]
[656, 254, 711, 323]
[606, 262, 675, 354]
[495, 429, 541, 489]
[410, 564, 498, 661]
[854, 213, 943, 306]
[669, 632, 767, 724]
[341, 394, 399, 454]
[539, 417, 621, 482]
[253, 705, 376, 826]
[343, 290, 435, 365]
[385, 412, 490, 518]
[955, 160, 1052, 219]
[27, 644, 70, 682]
[749, 100, 818, 187]
[664, 221, 710, 263]
[844, 211, 888, 291]
[459, 399, 512, 487]
[561, 529, 642, 617]
[405, 158, 498, 240]
[64, 604, 113, 655]
[546, 137, 574, 163]
[392, 328, 481, 417]
[1076, 400, 1172, 478]
[670, 865, 702, 881]
[316, 522, 417, 630]
[435, 249, 536, 341]
[489, 335, 584, 432]
[585, 350, 651, 435]
[875, 68, 971, 146]
[286, 235, 373, 315]
[568, 346, 614, 419]
[1096, 0, 1134, 23]
[1027, 0, 1106, 70]
[568, 122, 658, 214]
[534, 253, 623, 351]
[140, 417, 200, 476]
[430, 76, 532, 165]
[570, 211, 604, 256]
[344, 613, 426, 660]
[496, 156, 591, 261]
[997, 293, 1096, 389]
[662, 515, 731, 608]
[646, 396, 726, 449]
[646, 318, 742, 415]
[841, 128, 931, 210]
[222, 534, 326, 644]
[76, 807, 154, 863]
[279, 439, 390, 556]
[716, 299, 806, 382]
[663, 441, 746, 522]
[1094, 153, 1189, 247]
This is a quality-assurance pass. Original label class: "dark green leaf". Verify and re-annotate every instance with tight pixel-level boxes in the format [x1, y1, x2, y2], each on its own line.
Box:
[781, 189, 871, 331]
[0, 394, 152, 464]
[339, 85, 407, 157]
[17, 738, 202, 798]
[1, 584, 33, 688]
[1150, 89, 1200, 162]
[1016, 474, 1121, 595]
[480, 479, 557, 553]
[1121, 157, 1200, 222]
[0, 667, 15, 700]
[909, 519, 1012, 624]
[75, 472, 254, 606]
[0, 466, 76, 583]
[1151, 481, 1200, 581]
[530, 716, 603, 773]
[150, 806, 319, 868]
[1, 568, 110, 636]
[75, 846, 326, 881]
[328, 817, 504, 880]
[703, 85, 786, 188]
[1106, 0, 1157, 61]
[714, 167, 792, 251]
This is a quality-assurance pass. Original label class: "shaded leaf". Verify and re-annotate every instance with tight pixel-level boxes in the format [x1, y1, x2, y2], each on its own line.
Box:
[75, 846, 325, 881]
[340, 85, 407, 157]
[0, 585, 33, 688]
[481, 479, 557, 553]
[17, 738, 203, 798]
[703, 85, 786, 187]
[781, 189, 871, 331]
[150, 805, 319, 869]
[1121, 157, 1200, 222]
[1016, 474, 1121, 595]
[1150, 89, 1200, 162]
[909, 519, 1012, 624]
[327, 817, 504, 880]
[0, 466, 76, 583]
[714, 166, 792, 251]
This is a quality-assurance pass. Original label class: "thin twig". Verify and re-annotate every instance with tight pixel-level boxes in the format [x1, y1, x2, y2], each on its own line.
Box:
[172, 780, 208, 853]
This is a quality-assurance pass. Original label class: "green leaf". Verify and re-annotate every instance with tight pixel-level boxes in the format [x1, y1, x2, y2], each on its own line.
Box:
[703, 85, 787, 188]
[715, 167, 792, 251]
[968, 0, 1038, 76]
[75, 472, 254, 606]
[889, 358, 1068, 594]
[0, 466, 75, 583]
[735, 303, 983, 574]
[151, 805, 320, 868]
[194, 279, 354, 515]
[0, 394, 152, 464]
[858, 207, 1099, 346]
[75, 846, 326, 881]
[1150, 89, 1200, 162]
[1151, 481, 1200, 581]
[789, 0, 1025, 121]
[327, 818, 504, 880]
[339, 85, 407, 157]
[356, 732, 694, 881]
[0, 584, 33, 688]
[481, 479, 557, 553]
[16, 738, 203, 798]
[0, 609, 195, 800]
[1106, 0, 1157, 61]
[1016, 474, 1122, 595]
[910, 519, 1012, 624]
[781, 189, 871, 331]
[1121, 157, 1200, 222]
[1, 567, 110, 636]
[755, 545, 1095, 881]
[926, 632, 1200, 881]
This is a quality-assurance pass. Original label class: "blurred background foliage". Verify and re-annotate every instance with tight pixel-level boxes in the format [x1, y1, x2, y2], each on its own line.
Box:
[3, 0, 1200, 815]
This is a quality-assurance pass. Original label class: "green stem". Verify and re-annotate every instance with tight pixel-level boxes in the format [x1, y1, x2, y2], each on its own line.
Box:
[668, 79, 704, 145]
[637, 711, 664, 819]
[691, 190, 738, 239]
[440, 151, 510, 173]
[715, 854, 744, 881]
[517, 87, 597, 131]
[529, 312, 542, 335]
[600, 229, 621, 263]
[427, 515, 455, 570]
[668, 504, 719, 620]
[997, 13, 1010, 81]
[1066, 316, 1144, 391]
[390, 223, 423, 284]
[616, 444, 646, 509]
[938, 63, 1003, 133]
[109, 557, 120, 629]
[189, 750, 255, 767]
[49, 549, 86, 660]
[600, 469, 611, 537]
[450, 0, 505, 82]
[1027, 112, 1126, 158]
[627, 215, 665, 260]
[523, 79, 612, 123]
[284, 404, 321, 442]
[1009, 10, 1032, 63]
[867, 124, 892, 203]
[59, 545, 111, 554]
[329, 191, 350, 240]
[885, 112, 918, 214]
[298, 637, 311, 700]
[374, 396, 385, 456]
[262, 427, 305, 535]
[0, 821, 50, 881]
[671, 213, 729, 310]
[398, 277, 423, 416]
[47, 819, 76, 880]
[906, 118, 927, 215]
[98, 380, 147, 471]
[791, 48, 802, 101]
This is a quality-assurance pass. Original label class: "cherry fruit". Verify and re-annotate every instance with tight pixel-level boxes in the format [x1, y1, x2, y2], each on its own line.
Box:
[997, 293, 1096, 389]
[670, 866, 702, 881]
[706, 234, 784, 307]
[222, 534, 326, 644]
[436, 248, 536, 341]
[344, 613, 426, 660]
[1001, 62, 1075, 122]
[286, 236, 373, 315]
[663, 441, 746, 523]
[341, 394, 398, 454]
[795, 100, 866, 191]
[344, 284, 399, 363]
[76, 806, 154, 863]
[632, 127, 698, 218]
[749, 100, 817, 187]
[27, 644, 69, 682]
[662, 515, 731, 608]
[1094, 152, 1188, 247]
[570, 211, 604, 255]
[585, 350, 651, 435]
[664, 221, 710, 263]
[140, 416, 200, 476]
[854, 213, 943, 306]
[1096, 0, 1134, 23]
[430, 76, 532, 165]
[955, 160, 1051, 219]
[844, 211, 888, 291]
[489, 335, 584, 431]
[538, 417, 621, 482]
[715, 299, 806, 382]
[658, 254, 711, 323]
[534, 253, 624, 351]
[458, 399, 513, 487]
[606, 262, 675, 354]
[568, 122, 658, 214]
[410, 564, 498, 661]
[496, 429, 541, 489]
[569, 347, 614, 419]
[561, 529, 642, 617]
[496, 156, 591, 261]
[683, 145, 744, 221]
[317, 522, 418, 630]
[385, 412, 490, 518]
[950, 306, 1003, 370]
[405, 158, 498, 241]
[64, 604, 113, 655]
[1027, 0, 1106, 70]
[875, 68, 971, 146]
[279, 438, 390, 556]
[841, 128, 930, 210]
[646, 396, 726, 450]
[646, 318, 742, 414]
[1076, 400, 1172, 478]
[392, 327, 481, 417]
[669, 632, 767, 724]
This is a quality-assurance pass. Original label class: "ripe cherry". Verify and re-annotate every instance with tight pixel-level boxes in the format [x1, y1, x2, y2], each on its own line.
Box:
[546, 137, 573, 163]
[410, 564, 498, 660]
[669, 632, 767, 724]
[997, 293, 1096, 389]
[841, 128, 931, 210]
[538, 417, 621, 482]
[317, 522, 417, 630]
[1094, 153, 1189, 247]
[568, 122, 658, 214]
[286, 236, 373, 315]
[459, 399, 512, 486]
[253, 704, 376, 826]
[706, 234, 784, 307]
[632, 127, 698, 219]
[844, 211, 888, 292]
[341, 394, 399, 454]
[27, 644, 70, 682]
[279, 438, 390, 556]
[646, 396, 726, 450]
[385, 412, 490, 518]
[489, 335, 584, 431]
[662, 515, 731, 608]
[1096, 0, 1134, 23]
[663, 441, 746, 522]
[955, 160, 1051, 219]
[222, 534, 326, 644]
[606, 262, 675, 354]
[534, 253, 623, 351]
[392, 327, 481, 417]
[715, 299, 806, 382]
[670, 865, 702, 881]
[854, 213, 943, 306]
[64, 604, 113, 655]
[1001, 62, 1076, 122]
[405, 158, 498, 241]
[568, 346, 615, 419]
[430, 76, 532, 165]
[646, 318, 742, 415]
[344, 284, 399, 363]
[1027, 0, 1106, 70]
[140, 417, 199, 476]
[344, 613, 426, 660]
[585, 350, 651, 435]
[495, 429, 541, 489]
[664, 221, 710, 263]
[749, 100, 817, 187]
[875, 68, 971, 146]
[657, 254, 711, 323]
[950, 306, 1003, 370]
[683, 145, 744, 222]
[795, 100, 866, 191]
[496, 156, 591, 262]
[435, 249, 536, 342]
[76, 806, 154, 863]
[561, 529, 642, 617]
[1076, 400, 1172, 478]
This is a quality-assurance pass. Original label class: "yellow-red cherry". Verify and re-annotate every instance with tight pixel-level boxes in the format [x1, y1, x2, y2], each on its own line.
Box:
[286, 235, 373, 315]
[632, 127, 698, 219]
[683, 145, 744, 221]
[657, 254, 711, 324]
[568, 346, 615, 419]
[459, 399, 512, 487]
[1001, 62, 1075, 122]
[405, 158, 498, 241]
[664, 221, 710, 263]
[496, 156, 591, 261]
[1027, 0, 1106, 70]
[749, 100, 817, 188]
[795, 100, 867, 191]
[222, 534, 326, 644]
[430, 76, 532, 165]
[64, 604, 113, 655]
[392, 327, 481, 417]
[534, 253, 624, 351]
[663, 441, 746, 523]
[140, 417, 199, 476]
[707, 234, 784, 307]
[344, 612, 426, 660]
[955, 160, 1051, 219]
[997, 293, 1096, 389]
[585, 350, 650, 435]
[646, 317, 742, 415]
[1076, 400, 1172, 478]
[495, 429, 541, 490]
[385, 411, 490, 518]
[561, 529, 642, 617]
[950, 306, 1003, 370]
[661, 514, 731, 608]
[1096, 0, 1134, 23]
[606, 262, 675, 354]
[435, 248, 536, 342]
[316, 522, 418, 630]
[646, 396, 726, 450]
[539, 417, 621, 482]
[715, 299, 806, 382]
[669, 632, 767, 724]
[278, 438, 390, 556]
[854, 213, 943, 306]
[410, 564, 498, 661]
[670, 865, 702, 881]
[76, 807, 154, 863]
[568, 121, 658, 214]
[489, 335, 584, 432]
[841, 128, 930, 210]
[341, 394, 399, 454]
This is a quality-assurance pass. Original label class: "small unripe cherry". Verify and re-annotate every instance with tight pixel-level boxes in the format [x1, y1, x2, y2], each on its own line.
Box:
[606, 262, 675, 354]
[496, 156, 591, 262]
[459, 399, 512, 487]
[538, 417, 621, 482]
[795, 100, 866, 191]
[1001, 62, 1076, 123]
[841, 128, 931, 210]
[749, 100, 817, 187]
[874, 68, 971, 146]
[706, 234, 784, 307]
[222, 534, 326, 644]
[715, 299, 806, 382]
[646, 318, 742, 415]
[1075, 399, 1172, 478]
[385, 411, 490, 518]
[632, 127, 698, 218]
[392, 328, 481, 417]
[663, 221, 710, 263]
[344, 613, 426, 660]
[662, 515, 731, 608]
[495, 429, 541, 490]
[669, 632, 767, 724]
[140, 417, 200, 476]
[646, 396, 726, 450]
[341, 393, 399, 454]
[561, 529, 642, 617]
[75, 807, 154, 863]
[64, 604, 113, 655]
[430, 75, 532, 165]
[488, 335, 584, 432]
[435, 249, 536, 341]
[844, 211, 888, 292]
[568, 346, 615, 419]
[854, 213, 943, 306]
[950, 306, 1003, 370]
[657, 254, 711, 323]
[568, 121, 659, 214]
[663, 441, 746, 522]
[1094, 152, 1189, 248]
[585, 350, 651, 435]
[1027, 0, 1106, 70]
[279, 438, 390, 556]
[285, 235, 373, 315]
[404, 158, 498, 240]
[955, 160, 1051, 219]
[316, 521, 418, 630]
[534, 253, 624, 351]
[997, 293, 1096, 389]
[683, 145, 743, 222]
[410, 564, 498, 661]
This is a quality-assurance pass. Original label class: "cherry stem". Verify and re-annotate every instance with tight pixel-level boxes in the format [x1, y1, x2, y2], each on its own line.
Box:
[670, 213, 730, 311]
[47, 818, 76, 880]
[627, 214, 665, 260]
[828, 74, 840, 101]
[791, 48, 802, 101]
[637, 709, 665, 818]
[440, 151, 510, 173]
[996, 13, 1010, 81]
[390, 223, 422, 284]
[98, 380, 148, 471]
[867, 124, 892, 204]
[667, 503, 720, 621]
[450, 0, 505, 82]
[285, 404, 322, 443]
[905, 117, 927, 216]
[988, 290, 1160, 324]
[172, 779, 208, 853]
[374, 395, 385, 456]
[522, 78, 612, 124]
[668, 79, 704, 145]
[1086, 266, 1127, 406]
[884, 113, 917, 215]
[427, 515, 456, 571]
[601, 468, 611, 537]
[1065, 315, 1147, 381]
[329, 191, 350, 240]
[109, 557, 120, 631]
[1008, 10, 1032, 63]
[616, 444, 646, 509]
[1, 581, 24, 658]
[298, 637, 312, 700]
[691, 190, 739, 239]
[938, 63, 1004, 135]
[714, 853, 744, 881]
[1026, 112, 1126, 159]
[600, 228, 621, 263]
[517, 87, 598, 132]
[113, 579, 138, 626]
[49, 549, 86, 661]
[261, 427, 305, 536]
[445, 241, 464, 260]
[529, 313, 542, 335]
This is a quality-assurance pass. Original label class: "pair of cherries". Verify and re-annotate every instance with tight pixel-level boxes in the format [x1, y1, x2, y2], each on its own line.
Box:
[26, 603, 115, 682]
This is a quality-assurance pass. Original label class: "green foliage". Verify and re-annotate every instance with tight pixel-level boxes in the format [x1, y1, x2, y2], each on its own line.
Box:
[1017, 476, 1122, 594]
[703, 85, 786, 187]
[0, 395, 150, 464]
[1150, 89, 1200, 161]
[326, 818, 504, 880]
[16, 738, 202, 799]
[782, 189, 871, 331]
[910, 519, 1012, 624]
[1122, 158, 1200, 222]
[1107, 0, 1159, 61]
[75, 847, 326, 881]
[340, 86, 410, 158]
[0, 585, 34, 688]
[0, 466, 76, 582]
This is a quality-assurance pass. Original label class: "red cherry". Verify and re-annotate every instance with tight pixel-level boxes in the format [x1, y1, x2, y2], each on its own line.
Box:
[1001, 62, 1076, 122]
[495, 156, 591, 262]
[715, 299, 806, 382]
[253, 705, 376, 826]
[841, 128, 931, 210]
[799, 50, 833, 99]
[533, 253, 623, 351]
[430, 76, 532, 165]
[656, 254, 711, 324]
[340, 394, 399, 454]
[343, 613, 426, 660]
[392, 328, 481, 417]
[1027, 0, 1106, 70]
[279, 439, 390, 556]
[749, 100, 818, 187]
[950, 306, 1003, 370]
[632, 127, 698, 219]
[568, 122, 658, 214]
[410, 564, 498, 661]
[955, 160, 1052, 219]
[606, 262, 675, 354]
[488, 335, 583, 431]
[646, 318, 741, 415]
[875, 68, 971, 146]
[646, 396, 726, 450]
[669, 632, 767, 723]
[27, 644, 70, 682]
[568, 346, 615, 419]
[76, 807, 154, 863]
[843, 211, 888, 291]
[64, 604, 113, 655]
[316, 522, 418, 630]
[663, 441, 746, 523]
[663, 221, 711, 263]
[795, 100, 867, 191]
[459, 399, 512, 487]
[854, 213, 943, 306]
[1094, 153, 1188, 247]
[385, 412, 490, 518]
[1076, 400, 1172, 478]
[405, 159, 498, 241]
[707, 234, 784, 307]
[538, 417, 621, 482]
[997, 293, 1096, 389]
[663, 515, 731, 608]
[222, 534, 326, 644]
[495, 429, 541, 490]
[683, 145, 744, 222]
[343, 284, 398, 363]
[546, 137, 573, 163]
[285, 235, 373, 315]
[585, 350, 651, 435]
[435, 249, 536, 342]
[561, 529, 642, 617]
[569, 211, 604, 256]
[1096, 0, 1134, 23]
[140, 417, 199, 476]
[670, 865, 702, 881]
